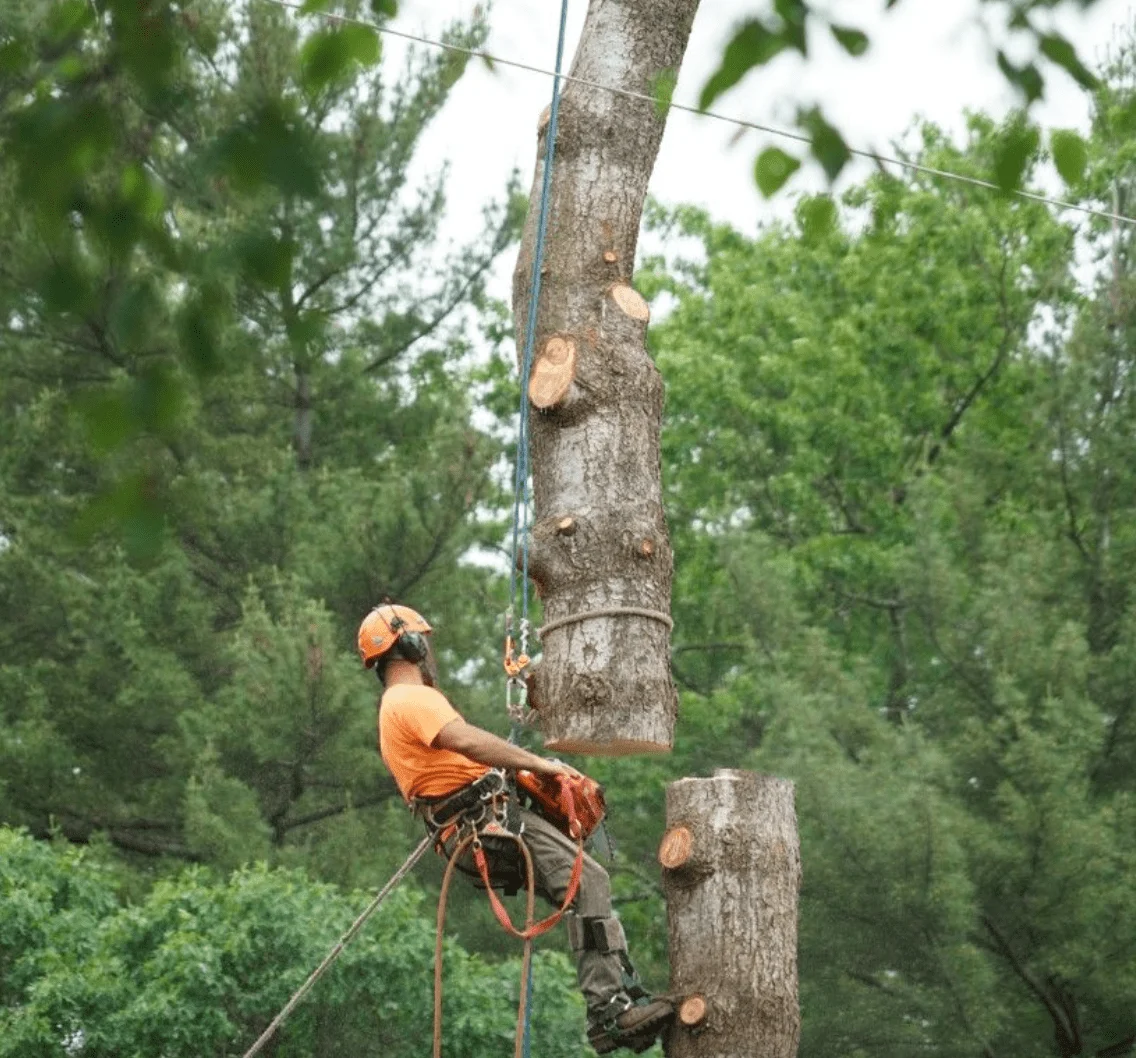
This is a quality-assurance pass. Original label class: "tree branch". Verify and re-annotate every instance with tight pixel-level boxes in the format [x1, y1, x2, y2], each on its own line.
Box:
[1052, 373, 1091, 564]
[277, 789, 396, 834]
[29, 816, 201, 862]
[982, 915, 1080, 1058]
[362, 248, 501, 373]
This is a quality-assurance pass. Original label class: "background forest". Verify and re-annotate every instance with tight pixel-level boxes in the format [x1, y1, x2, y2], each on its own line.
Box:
[2, 2, 1135, 1057]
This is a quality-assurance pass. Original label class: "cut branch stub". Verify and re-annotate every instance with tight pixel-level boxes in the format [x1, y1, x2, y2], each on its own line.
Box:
[658, 825, 693, 870]
[528, 335, 578, 410]
[678, 995, 707, 1029]
[603, 250, 619, 263]
[556, 516, 577, 536]
[609, 282, 650, 322]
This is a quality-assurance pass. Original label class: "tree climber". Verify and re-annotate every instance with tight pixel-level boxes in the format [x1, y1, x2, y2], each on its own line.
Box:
[358, 604, 674, 1054]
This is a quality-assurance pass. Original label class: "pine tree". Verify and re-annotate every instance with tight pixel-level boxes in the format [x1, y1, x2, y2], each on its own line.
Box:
[0, 0, 518, 875]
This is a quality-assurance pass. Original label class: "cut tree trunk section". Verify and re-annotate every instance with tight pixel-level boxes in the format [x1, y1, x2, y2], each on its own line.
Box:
[661, 770, 801, 1058]
[513, 0, 701, 755]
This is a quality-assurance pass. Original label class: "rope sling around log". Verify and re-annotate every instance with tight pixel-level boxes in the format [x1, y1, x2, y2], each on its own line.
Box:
[539, 606, 675, 640]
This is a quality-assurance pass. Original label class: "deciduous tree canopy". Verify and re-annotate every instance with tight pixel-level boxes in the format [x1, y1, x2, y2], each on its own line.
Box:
[3, 2, 1136, 1056]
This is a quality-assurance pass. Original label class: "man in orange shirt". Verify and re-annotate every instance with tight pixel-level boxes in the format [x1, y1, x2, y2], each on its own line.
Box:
[358, 604, 674, 1054]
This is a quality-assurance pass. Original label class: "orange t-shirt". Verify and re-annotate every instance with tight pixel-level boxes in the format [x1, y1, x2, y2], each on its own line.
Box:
[378, 684, 488, 801]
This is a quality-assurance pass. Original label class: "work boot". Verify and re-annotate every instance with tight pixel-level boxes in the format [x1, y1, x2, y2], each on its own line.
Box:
[586, 993, 674, 1054]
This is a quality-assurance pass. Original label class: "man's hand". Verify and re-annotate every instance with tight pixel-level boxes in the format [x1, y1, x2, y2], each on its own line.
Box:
[533, 758, 583, 780]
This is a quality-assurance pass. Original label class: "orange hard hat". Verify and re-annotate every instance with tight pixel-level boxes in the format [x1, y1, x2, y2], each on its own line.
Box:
[357, 604, 432, 668]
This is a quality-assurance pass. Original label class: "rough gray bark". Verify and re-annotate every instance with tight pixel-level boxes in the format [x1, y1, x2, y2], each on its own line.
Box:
[661, 770, 801, 1058]
[294, 365, 313, 470]
[513, 0, 700, 755]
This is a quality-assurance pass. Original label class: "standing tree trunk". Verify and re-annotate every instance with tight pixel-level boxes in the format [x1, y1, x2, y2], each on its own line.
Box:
[513, 0, 700, 755]
[660, 771, 801, 1058]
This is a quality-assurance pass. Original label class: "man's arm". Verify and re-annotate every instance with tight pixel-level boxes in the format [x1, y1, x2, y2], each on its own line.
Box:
[434, 719, 580, 778]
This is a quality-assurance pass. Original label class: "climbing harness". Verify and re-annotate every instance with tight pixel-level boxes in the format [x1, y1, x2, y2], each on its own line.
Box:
[240, 833, 434, 1058]
[426, 769, 588, 1058]
[419, 768, 586, 934]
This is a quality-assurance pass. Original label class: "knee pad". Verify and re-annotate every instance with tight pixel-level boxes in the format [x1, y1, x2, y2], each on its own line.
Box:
[567, 913, 628, 954]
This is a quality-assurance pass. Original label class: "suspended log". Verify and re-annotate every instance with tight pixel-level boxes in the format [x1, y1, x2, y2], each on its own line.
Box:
[513, 0, 700, 755]
[661, 770, 801, 1058]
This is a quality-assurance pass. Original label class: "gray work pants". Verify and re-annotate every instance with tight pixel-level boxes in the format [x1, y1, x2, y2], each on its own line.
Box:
[445, 805, 625, 1012]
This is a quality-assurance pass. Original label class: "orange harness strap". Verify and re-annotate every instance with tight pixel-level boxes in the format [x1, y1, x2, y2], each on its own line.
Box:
[472, 834, 584, 940]
[477, 775, 586, 938]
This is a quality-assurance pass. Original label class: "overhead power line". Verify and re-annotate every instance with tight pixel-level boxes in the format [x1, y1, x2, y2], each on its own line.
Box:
[257, 0, 1136, 228]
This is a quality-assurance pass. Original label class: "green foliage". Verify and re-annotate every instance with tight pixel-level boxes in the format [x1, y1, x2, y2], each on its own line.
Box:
[1051, 127, 1089, 185]
[0, 0, 516, 556]
[0, 828, 589, 1058]
[0, 0, 517, 881]
[5, 5, 1136, 1056]
[754, 146, 801, 197]
[993, 118, 1042, 192]
[999, 49, 1046, 104]
[1039, 30, 1100, 90]
[299, 23, 381, 95]
[650, 67, 678, 117]
[830, 24, 870, 57]
[699, 20, 793, 109]
[800, 106, 851, 181]
[796, 194, 836, 241]
[700, 0, 1102, 192]
[627, 104, 1136, 1055]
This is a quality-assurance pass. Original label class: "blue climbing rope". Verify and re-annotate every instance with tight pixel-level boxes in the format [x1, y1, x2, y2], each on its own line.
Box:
[508, 2, 571, 1054]
[506, 0, 570, 742]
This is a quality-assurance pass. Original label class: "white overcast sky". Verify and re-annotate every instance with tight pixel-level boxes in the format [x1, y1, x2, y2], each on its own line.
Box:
[379, 0, 1136, 288]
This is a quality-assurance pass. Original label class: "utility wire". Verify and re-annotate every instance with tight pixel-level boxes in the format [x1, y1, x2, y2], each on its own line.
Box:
[257, 0, 1136, 228]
